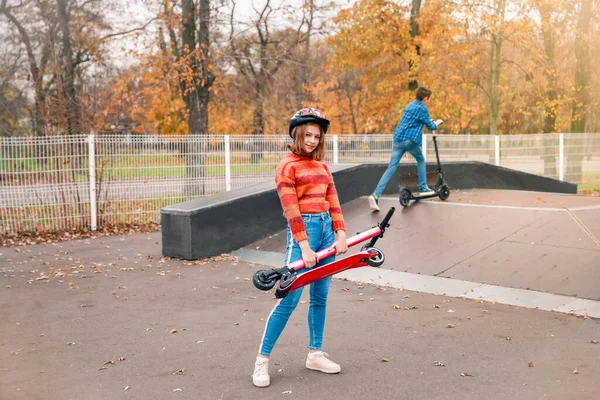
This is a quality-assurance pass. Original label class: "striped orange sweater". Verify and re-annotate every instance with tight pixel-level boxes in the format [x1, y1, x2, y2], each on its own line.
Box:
[275, 153, 346, 243]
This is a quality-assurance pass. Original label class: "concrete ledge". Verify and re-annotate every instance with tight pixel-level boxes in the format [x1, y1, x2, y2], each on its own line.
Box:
[161, 161, 577, 259]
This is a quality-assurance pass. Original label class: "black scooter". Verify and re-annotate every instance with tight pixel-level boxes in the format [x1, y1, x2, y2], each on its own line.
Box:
[398, 135, 450, 207]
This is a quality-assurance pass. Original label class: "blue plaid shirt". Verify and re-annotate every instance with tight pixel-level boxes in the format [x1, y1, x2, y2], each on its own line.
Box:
[392, 99, 438, 145]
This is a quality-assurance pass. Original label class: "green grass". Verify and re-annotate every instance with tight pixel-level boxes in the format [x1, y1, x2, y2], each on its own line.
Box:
[578, 172, 600, 193]
[1, 153, 278, 180]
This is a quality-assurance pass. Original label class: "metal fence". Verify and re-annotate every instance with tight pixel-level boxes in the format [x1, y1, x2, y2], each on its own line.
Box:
[1, 133, 599, 234]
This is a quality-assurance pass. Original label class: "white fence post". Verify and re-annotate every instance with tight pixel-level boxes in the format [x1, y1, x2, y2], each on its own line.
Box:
[332, 135, 339, 164]
[494, 135, 500, 166]
[87, 133, 97, 231]
[422, 134, 427, 162]
[559, 133, 564, 181]
[224, 135, 231, 191]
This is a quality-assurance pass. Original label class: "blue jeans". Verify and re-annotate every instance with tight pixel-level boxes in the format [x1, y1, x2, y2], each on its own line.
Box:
[373, 140, 427, 197]
[258, 211, 336, 356]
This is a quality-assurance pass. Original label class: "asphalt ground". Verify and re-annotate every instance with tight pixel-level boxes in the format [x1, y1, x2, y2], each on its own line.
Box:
[1, 220, 600, 400]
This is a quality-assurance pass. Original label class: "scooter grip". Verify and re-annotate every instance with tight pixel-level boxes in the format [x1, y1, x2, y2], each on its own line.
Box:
[286, 247, 337, 272]
[379, 207, 396, 230]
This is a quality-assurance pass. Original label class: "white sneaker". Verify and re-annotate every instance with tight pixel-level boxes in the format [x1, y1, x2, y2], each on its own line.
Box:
[306, 351, 341, 374]
[252, 356, 270, 387]
[419, 187, 435, 196]
[368, 195, 380, 211]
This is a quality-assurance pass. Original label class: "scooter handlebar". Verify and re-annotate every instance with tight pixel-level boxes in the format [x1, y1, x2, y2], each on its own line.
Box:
[286, 207, 395, 272]
[379, 207, 395, 233]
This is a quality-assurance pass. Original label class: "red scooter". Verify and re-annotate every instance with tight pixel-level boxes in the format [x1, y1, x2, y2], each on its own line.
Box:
[253, 207, 395, 298]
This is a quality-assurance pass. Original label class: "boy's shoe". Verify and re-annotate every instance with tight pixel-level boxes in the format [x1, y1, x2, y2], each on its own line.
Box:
[368, 195, 380, 211]
[419, 187, 435, 196]
[252, 356, 270, 387]
[306, 351, 341, 374]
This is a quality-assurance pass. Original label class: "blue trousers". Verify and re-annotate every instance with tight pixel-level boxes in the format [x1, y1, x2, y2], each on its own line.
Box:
[258, 211, 336, 356]
[373, 140, 428, 197]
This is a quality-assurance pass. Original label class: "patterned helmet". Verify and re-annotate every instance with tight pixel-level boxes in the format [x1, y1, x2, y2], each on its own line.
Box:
[288, 107, 330, 138]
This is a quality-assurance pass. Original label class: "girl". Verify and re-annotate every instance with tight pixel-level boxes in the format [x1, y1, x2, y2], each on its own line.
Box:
[252, 108, 348, 387]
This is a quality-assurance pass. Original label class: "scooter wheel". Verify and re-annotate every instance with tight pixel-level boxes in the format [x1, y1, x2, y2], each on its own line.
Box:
[399, 188, 411, 207]
[253, 270, 277, 291]
[364, 247, 385, 267]
[438, 185, 450, 201]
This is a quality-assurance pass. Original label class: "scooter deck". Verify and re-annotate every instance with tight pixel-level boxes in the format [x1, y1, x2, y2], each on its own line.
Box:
[275, 249, 376, 298]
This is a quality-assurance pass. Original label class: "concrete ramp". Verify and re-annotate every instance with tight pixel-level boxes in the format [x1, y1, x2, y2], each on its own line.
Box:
[235, 189, 600, 317]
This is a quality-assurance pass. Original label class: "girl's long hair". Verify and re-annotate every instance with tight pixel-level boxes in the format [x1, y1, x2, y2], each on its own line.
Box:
[288, 123, 326, 161]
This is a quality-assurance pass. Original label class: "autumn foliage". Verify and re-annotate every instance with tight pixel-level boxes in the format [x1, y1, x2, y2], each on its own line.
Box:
[1, 0, 599, 137]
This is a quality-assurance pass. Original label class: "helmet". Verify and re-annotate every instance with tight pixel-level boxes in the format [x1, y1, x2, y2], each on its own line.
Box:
[288, 107, 330, 138]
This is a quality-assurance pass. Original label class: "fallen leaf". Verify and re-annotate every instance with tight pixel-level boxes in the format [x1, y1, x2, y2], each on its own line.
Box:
[460, 372, 473, 377]
[528, 361, 534, 367]
[173, 369, 185, 375]
[447, 323, 455, 328]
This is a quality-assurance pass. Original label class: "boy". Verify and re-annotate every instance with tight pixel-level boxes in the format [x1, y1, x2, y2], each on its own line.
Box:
[368, 87, 443, 211]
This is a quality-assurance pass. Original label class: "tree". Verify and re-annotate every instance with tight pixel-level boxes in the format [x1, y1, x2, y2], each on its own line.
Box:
[1, 0, 54, 137]
[567, 0, 593, 183]
[408, 0, 422, 90]
[534, 0, 561, 176]
[226, 0, 305, 162]
[181, 0, 215, 195]
[487, 0, 507, 136]
[56, 0, 81, 137]
[327, 0, 414, 131]
[160, 0, 216, 195]
[295, 0, 314, 109]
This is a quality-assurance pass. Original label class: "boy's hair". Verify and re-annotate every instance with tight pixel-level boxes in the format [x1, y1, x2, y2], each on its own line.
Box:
[288, 123, 326, 161]
[416, 87, 432, 101]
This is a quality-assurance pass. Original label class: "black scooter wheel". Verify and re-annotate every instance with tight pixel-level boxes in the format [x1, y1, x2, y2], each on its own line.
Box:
[438, 185, 450, 201]
[364, 247, 385, 267]
[399, 188, 411, 207]
[253, 270, 277, 291]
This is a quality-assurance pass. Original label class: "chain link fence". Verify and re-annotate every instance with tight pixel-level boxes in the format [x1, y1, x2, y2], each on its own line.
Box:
[1, 133, 599, 234]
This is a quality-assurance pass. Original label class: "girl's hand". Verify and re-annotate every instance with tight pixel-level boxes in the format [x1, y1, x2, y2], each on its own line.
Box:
[299, 240, 317, 268]
[333, 230, 348, 256]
